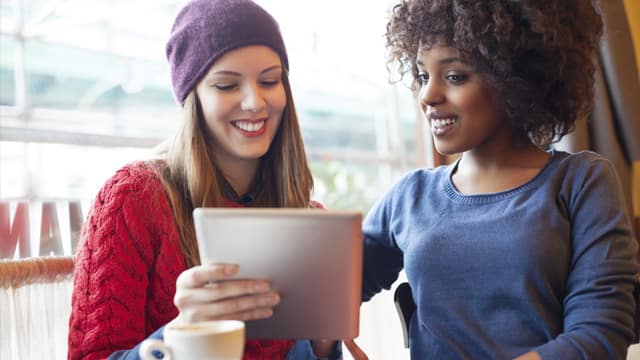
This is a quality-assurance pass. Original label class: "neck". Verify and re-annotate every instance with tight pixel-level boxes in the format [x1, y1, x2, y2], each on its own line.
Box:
[460, 141, 545, 173]
[451, 140, 550, 195]
[217, 159, 259, 196]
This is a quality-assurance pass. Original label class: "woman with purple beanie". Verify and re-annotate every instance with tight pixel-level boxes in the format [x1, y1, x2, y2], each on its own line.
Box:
[68, 0, 340, 358]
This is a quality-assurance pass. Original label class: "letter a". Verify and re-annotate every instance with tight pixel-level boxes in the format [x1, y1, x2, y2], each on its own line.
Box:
[40, 202, 64, 256]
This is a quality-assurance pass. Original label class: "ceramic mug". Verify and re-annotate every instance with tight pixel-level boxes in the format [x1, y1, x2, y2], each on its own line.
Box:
[139, 320, 245, 360]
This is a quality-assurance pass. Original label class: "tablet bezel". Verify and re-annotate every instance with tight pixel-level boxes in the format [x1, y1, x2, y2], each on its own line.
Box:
[192, 207, 363, 340]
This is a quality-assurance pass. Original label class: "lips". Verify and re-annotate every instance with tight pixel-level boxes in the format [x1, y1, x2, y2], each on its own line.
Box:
[232, 118, 267, 137]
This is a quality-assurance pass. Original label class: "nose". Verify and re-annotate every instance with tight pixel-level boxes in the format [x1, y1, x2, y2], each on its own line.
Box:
[419, 80, 445, 109]
[240, 84, 266, 113]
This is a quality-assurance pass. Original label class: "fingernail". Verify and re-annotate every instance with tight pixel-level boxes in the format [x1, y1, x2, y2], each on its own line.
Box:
[267, 293, 280, 304]
[224, 265, 238, 275]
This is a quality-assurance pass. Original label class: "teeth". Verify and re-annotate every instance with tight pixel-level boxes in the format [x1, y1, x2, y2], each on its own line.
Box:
[432, 117, 456, 128]
[235, 120, 264, 132]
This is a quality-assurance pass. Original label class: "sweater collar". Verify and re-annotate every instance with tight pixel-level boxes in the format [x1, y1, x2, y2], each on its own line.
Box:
[220, 176, 260, 205]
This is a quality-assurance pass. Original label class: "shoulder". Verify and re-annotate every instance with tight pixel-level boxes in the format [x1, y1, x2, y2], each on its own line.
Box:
[367, 165, 449, 215]
[106, 160, 164, 191]
[552, 150, 619, 184]
[87, 160, 173, 233]
[96, 161, 166, 206]
[402, 165, 448, 182]
[389, 165, 449, 198]
[77, 161, 174, 265]
[550, 150, 626, 209]
[555, 150, 612, 167]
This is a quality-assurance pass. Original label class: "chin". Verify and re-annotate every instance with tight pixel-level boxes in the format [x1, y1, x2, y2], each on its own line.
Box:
[241, 148, 270, 160]
[434, 145, 460, 157]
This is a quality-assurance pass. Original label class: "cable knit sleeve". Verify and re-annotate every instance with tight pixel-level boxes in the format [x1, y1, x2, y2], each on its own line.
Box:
[68, 162, 183, 360]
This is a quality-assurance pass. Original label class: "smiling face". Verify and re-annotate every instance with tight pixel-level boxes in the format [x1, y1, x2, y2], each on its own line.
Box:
[195, 45, 286, 175]
[416, 44, 510, 156]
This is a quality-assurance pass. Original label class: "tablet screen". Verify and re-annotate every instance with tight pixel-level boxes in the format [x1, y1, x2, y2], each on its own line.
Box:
[193, 208, 363, 340]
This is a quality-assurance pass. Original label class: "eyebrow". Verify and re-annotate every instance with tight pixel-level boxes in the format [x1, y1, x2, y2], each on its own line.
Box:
[416, 57, 462, 67]
[210, 65, 282, 77]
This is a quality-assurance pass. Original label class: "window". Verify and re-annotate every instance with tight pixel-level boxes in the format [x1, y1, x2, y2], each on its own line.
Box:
[1, 0, 430, 226]
[1, 1, 429, 358]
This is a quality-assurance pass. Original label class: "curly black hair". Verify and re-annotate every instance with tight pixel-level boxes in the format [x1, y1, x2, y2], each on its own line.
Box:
[386, 0, 603, 148]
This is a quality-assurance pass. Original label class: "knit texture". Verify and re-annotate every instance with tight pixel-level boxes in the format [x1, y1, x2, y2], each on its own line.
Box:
[68, 162, 294, 359]
[166, 0, 289, 104]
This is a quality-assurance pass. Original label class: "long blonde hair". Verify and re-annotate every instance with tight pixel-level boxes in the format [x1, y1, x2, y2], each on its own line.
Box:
[156, 71, 313, 267]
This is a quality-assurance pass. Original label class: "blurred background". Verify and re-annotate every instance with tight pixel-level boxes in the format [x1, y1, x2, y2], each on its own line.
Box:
[0, 0, 433, 211]
[2, 1, 638, 359]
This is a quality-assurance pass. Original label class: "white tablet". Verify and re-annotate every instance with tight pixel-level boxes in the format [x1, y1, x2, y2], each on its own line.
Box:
[192, 208, 363, 340]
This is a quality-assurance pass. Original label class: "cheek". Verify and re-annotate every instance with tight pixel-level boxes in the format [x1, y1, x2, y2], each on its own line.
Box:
[268, 87, 287, 115]
[475, 93, 505, 124]
[457, 87, 497, 118]
[417, 87, 428, 112]
[200, 96, 233, 125]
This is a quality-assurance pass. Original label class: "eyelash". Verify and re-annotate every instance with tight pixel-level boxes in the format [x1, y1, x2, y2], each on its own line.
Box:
[447, 74, 468, 83]
[215, 84, 236, 91]
[214, 79, 281, 91]
[260, 79, 281, 87]
[416, 73, 468, 85]
[417, 73, 429, 84]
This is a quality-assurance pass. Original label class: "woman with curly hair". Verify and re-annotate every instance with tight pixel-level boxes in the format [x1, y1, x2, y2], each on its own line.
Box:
[360, 0, 639, 359]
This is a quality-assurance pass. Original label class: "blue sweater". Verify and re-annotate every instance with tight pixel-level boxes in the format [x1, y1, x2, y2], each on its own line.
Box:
[361, 150, 638, 359]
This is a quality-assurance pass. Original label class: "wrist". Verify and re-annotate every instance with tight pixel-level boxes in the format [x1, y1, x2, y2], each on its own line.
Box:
[310, 340, 340, 359]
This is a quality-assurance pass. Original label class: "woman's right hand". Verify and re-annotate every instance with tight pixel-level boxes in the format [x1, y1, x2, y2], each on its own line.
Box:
[170, 263, 280, 326]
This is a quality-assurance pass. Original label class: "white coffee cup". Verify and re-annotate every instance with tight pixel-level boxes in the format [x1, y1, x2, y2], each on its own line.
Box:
[139, 320, 245, 360]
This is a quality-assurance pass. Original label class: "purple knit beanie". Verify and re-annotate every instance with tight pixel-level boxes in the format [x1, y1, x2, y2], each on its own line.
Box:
[166, 0, 289, 105]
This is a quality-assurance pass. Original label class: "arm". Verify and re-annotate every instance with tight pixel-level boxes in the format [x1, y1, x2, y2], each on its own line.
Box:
[533, 158, 639, 359]
[361, 189, 404, 302]
[68, 170, 158, 360]
[69, 166, 287, 359]
[87, 261, 281, 359]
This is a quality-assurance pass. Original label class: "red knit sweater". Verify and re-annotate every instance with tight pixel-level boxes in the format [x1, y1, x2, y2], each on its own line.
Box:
[68, 162, 295, 359]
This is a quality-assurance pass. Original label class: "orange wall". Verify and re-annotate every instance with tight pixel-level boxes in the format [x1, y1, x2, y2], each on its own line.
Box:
[624, 0, 640, 75]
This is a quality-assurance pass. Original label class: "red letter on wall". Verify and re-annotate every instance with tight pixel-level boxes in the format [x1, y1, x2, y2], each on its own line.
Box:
[69, 201, 84, 254]
[0, 201, 31, 259]
[39, 202, 64, 256]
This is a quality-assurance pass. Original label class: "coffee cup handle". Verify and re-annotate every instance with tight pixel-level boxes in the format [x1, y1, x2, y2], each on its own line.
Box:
[139, 339, 172, 360]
